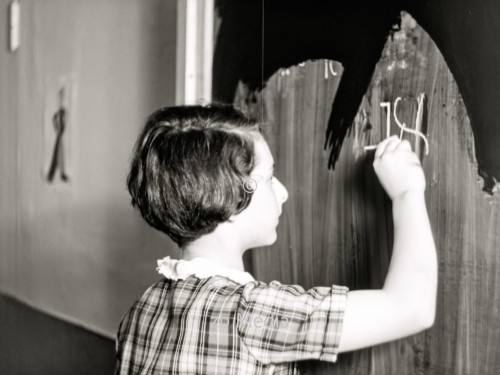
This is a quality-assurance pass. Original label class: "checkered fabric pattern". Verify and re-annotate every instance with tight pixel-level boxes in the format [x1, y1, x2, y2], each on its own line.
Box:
[115, 275, 348, 374]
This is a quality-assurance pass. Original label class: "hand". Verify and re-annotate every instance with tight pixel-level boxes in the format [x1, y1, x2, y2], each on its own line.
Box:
[373, 136, 426, 201]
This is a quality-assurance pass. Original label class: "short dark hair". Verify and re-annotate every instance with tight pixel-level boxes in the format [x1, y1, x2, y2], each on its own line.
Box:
[127, 104, 262, 247]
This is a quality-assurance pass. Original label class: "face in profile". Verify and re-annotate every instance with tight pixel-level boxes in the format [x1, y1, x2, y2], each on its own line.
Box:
[232, 134, 288, 249]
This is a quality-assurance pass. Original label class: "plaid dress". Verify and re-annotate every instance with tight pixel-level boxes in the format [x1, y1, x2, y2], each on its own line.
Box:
[115, 257, 348, 374]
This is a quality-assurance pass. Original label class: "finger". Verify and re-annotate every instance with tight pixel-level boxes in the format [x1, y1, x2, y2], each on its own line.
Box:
[375, 135, 399, 159]
[383, 137, 401, 154]
[407, 151, 422, 166]
[396, 139, 412, 152]
[397, 150, 422, 167]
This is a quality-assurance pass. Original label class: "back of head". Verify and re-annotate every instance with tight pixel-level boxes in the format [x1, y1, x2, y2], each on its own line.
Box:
[127, 104, 261, 247]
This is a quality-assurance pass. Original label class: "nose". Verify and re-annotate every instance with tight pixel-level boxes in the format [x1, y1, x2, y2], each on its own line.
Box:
[273, 177, 289, 203]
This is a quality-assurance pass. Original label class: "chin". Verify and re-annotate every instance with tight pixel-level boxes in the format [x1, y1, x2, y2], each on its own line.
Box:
[249, 232, 277, 248]
[263, 231, 278, 246]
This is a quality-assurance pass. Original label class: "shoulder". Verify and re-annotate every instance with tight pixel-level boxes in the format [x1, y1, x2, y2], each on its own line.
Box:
[239, 279, 348, 305]
[117, 278, 173, 331]
[122, 276, 247, 320]
[236, 280, 349, 365]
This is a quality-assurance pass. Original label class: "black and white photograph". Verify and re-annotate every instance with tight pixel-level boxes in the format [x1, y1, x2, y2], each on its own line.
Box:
[1, 1, 499, 374]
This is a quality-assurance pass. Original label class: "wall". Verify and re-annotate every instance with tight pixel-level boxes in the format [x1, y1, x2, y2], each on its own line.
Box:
[0, 294, 115, 375]
[0, 0, 179, 337]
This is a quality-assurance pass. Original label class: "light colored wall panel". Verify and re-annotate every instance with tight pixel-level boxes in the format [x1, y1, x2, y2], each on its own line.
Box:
[0, 0, 178, 336]
[0, 0, 20, 293]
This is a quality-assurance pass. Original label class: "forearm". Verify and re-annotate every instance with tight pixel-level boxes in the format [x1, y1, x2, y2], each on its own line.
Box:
[382, 190, 438, 327]
[338, 139, 437, 352]
[338, 190, 437, 352]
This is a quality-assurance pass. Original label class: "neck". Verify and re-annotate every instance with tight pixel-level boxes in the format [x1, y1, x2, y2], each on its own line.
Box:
[181, 227, 246, 272]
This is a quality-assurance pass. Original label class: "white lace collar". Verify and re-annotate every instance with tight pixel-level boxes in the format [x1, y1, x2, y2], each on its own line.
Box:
[156, 256, 255, 285]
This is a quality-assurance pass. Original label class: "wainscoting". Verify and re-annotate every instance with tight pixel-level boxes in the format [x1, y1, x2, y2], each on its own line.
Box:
[0, 294, 115, 375]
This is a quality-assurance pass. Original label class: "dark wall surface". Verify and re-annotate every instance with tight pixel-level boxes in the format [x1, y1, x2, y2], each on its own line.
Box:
[0, 294, 115, 375]
[214, 0, 500, 193]
[231, 12, 500, 375]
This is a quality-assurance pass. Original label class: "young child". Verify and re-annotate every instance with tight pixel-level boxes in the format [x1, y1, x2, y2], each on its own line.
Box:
[115, 104, 437, 374]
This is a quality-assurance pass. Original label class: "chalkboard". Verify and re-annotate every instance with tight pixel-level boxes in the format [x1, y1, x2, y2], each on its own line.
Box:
[232, 12, 500, 375]
[214, 0, 500, 193]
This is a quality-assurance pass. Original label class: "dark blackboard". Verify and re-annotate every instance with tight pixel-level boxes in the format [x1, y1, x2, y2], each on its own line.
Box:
[223, 10, 500, 375]
[214, 0, 500, 193]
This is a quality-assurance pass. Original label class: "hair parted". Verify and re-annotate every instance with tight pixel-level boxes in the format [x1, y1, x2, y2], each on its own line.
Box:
[127, 104, 262, 247]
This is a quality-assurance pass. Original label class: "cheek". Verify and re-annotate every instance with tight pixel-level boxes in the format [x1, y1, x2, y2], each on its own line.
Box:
[261, 187, 279, 210]
[245, 185, 279, 220]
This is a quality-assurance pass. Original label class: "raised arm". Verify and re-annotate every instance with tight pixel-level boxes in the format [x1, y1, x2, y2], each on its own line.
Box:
[337, 136, 437, 353]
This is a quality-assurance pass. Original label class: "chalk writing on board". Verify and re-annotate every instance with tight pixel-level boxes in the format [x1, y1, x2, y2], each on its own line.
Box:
[364, 93, 429, 155]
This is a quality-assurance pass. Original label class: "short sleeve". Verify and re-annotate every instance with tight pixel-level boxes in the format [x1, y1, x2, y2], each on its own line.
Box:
[236, 280, 348, 365]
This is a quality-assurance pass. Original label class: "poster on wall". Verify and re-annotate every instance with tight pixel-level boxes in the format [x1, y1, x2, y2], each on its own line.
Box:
[42, 76, 76, 188]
